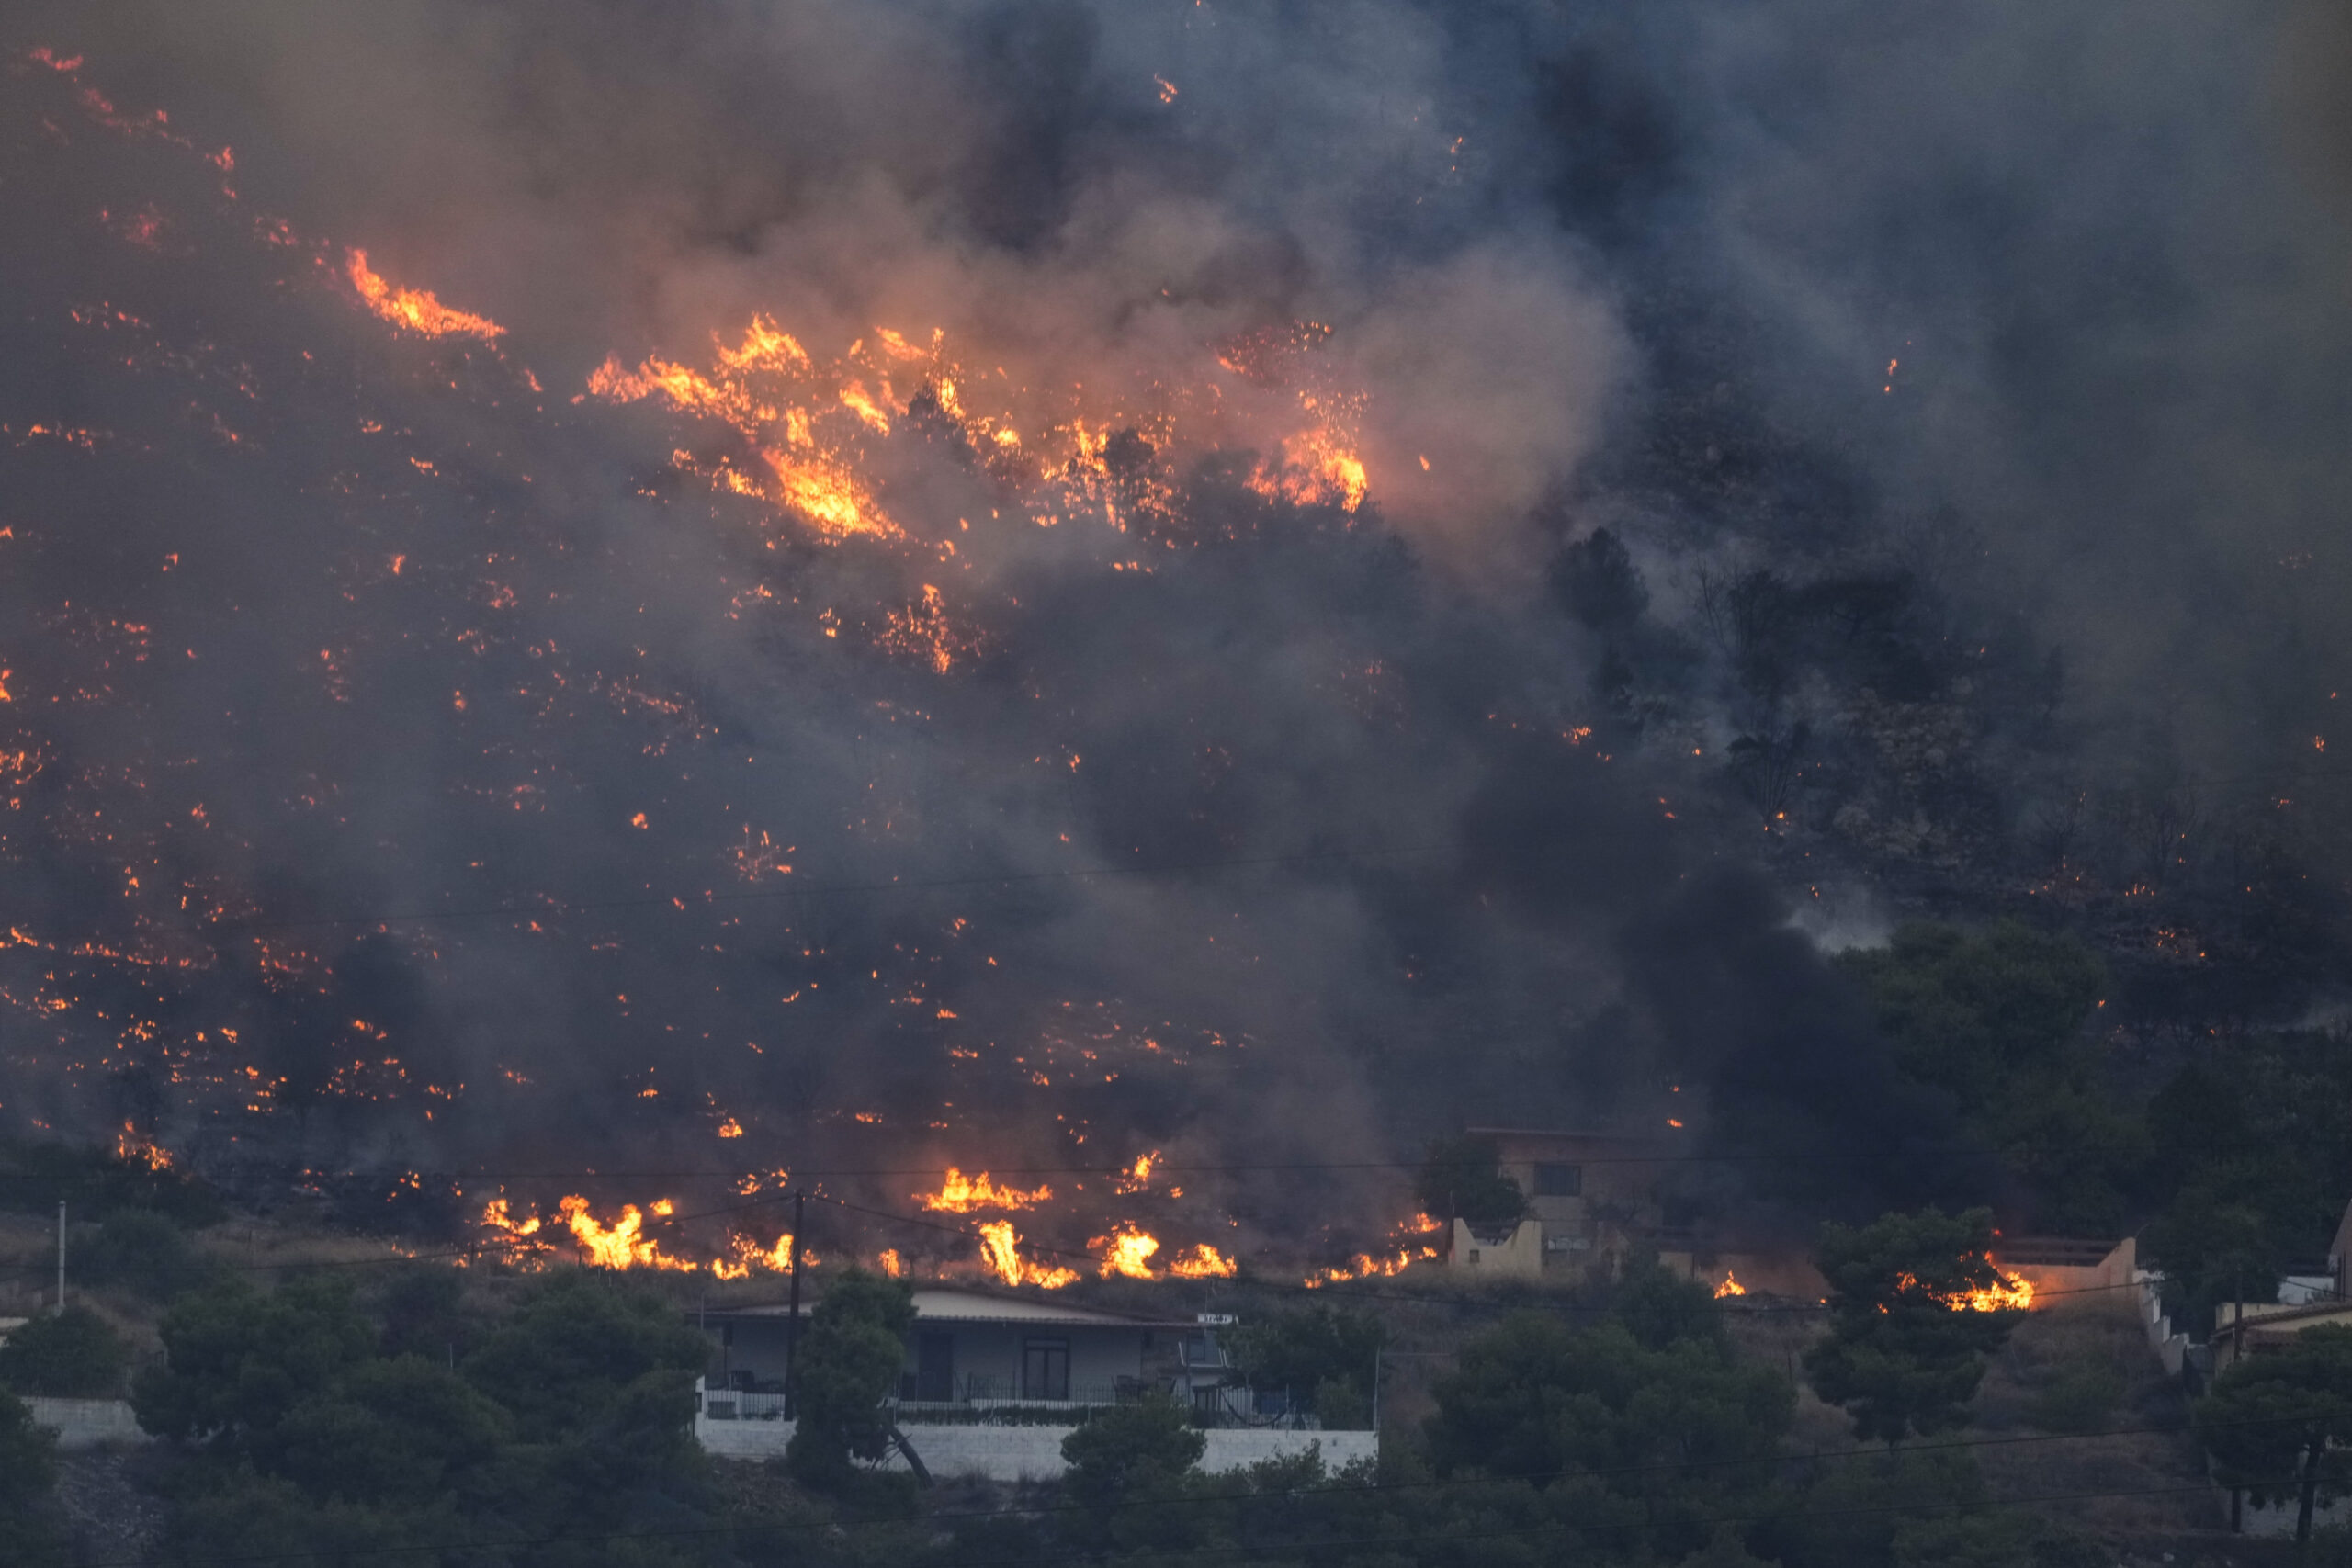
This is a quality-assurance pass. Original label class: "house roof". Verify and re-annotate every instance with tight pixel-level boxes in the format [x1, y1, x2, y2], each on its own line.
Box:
[707, 1285, 1196, 1329]
[1464, 1126, 1646, 1148]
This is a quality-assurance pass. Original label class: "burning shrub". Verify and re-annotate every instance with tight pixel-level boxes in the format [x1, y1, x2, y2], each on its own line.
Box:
[1803, 1206, 2024, 1445]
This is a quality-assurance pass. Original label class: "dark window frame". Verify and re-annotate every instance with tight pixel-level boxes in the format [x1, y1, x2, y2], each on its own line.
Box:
[1533, 1163, 1583, 1197]
[1023, 1337, 1071, 1401]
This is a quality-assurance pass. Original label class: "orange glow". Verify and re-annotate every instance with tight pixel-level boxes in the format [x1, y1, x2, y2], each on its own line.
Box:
[977, 1219, 1079, 1288]
[1713, 1270, 1747, 1298]
[716, 1117, 743, 1138]
[1093, 1222, 1161, 1279]
[876, 1248, 903, 1278]
[346, 250, 504, 339]
[920, 1166, 1052, 1213]
[1167, 1243, 1238, 1279]
[1247, 425, 1369, 512]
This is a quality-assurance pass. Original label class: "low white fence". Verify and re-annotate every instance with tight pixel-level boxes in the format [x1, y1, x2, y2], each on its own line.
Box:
[693, 1396, 1376, 1479]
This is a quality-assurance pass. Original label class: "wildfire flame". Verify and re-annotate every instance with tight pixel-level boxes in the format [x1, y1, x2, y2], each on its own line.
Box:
[1092, 1222, 1161, 1280]
[112, 1120, 172, 1172]
[1888, 1268, 2035, 1313]
[920, 1166, 1052, 1213]
[346, 250, 504, 340]
[1167, 1243, 1238, 1279]
[977, 1219, 1080, 1288]
[1713, 1270, 1747, 1298]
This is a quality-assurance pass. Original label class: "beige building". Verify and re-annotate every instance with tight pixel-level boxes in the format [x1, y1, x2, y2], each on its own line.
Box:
[1446, 1127, 1663, 1280]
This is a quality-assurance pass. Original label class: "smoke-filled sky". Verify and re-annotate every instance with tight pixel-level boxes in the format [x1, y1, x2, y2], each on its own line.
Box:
[1, 0, 2346, 1265]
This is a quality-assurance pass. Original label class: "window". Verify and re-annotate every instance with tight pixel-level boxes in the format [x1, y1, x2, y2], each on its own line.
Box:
[1533, 1163, 1582, 1198]
[915, 1331, 956, 1403]
[1023, 1337, 1070, 1401]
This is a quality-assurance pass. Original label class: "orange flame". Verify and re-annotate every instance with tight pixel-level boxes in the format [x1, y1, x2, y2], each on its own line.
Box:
[977, 1219, 1079, 1288]
[1114, 1151, 1159, 1194]
[346, 250, 504, 340]
[1092, 1222, 1161, 1280]
[1713, 1270, 1747, 1298]
[1167, 1243, 1238, 1279]
[113, 1120, 172, 1172]
[921, 1167, 1052, 1213]
[1888, 1269, 2034, 1313]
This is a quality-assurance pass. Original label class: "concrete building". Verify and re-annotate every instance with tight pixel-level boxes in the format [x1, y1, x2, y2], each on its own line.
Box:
[702, 1286, 1193, 1409]
[690, 1286, 1375, 1479]
[1446, 1127, 1663, 1280]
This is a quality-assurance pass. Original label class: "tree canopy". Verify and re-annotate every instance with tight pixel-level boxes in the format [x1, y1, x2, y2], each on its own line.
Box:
[1804, 1207, 2020, 1444]
[0, 1306, 130, 1399]
[2196, 1325, 2352, 1544]
[1413, 1134, 1530, 1229]
[786, 1268, 917, 1488]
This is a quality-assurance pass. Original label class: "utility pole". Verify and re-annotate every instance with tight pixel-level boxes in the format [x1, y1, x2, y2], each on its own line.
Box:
[55, 1201, 65, 1312]
[784, 1190, 806, 1421]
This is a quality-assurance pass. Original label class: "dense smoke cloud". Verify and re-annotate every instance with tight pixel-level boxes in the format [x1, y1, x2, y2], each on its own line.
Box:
[0, 0, 2344, 1267]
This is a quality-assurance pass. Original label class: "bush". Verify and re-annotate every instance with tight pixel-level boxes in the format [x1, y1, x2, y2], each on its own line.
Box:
[0, 1306, 131, 1397]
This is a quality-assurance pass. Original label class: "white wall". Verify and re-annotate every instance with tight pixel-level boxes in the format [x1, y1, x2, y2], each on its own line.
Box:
[693, 1414, 1376, 1480]
[26, 1396, 148, 1449]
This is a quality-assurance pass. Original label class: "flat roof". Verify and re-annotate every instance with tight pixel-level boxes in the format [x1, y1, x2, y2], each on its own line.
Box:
[706, 1285, 1196, 1329]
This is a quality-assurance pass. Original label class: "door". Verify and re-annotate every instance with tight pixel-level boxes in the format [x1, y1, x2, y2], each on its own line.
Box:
[915, 1330, 956, 1402]
[1022, 1337, 1070, 1401]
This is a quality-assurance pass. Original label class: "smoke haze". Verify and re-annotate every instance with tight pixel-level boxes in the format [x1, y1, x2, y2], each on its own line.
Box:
[0, 0, 2344, 1265]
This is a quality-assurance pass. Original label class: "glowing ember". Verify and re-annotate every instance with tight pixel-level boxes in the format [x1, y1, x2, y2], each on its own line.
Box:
[112, 1120, 172, 1171]
[920, 1166, 1052, 1213]
[345, 250, 504, 340]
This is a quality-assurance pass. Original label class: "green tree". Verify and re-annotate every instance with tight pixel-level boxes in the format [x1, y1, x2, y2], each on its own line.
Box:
[785, 1268, 916, 1488]
[1060, 1395, 1207, 1551]
[269, 1356, 514, 1508]
[1414, 1134, 1529, 1229]
[133, 1274, 375, 1445]
[0, 1390, 67, 1566]
[1839, 921, 2143, 1231]
[1804, 1208, 2019, 1444]
[460, 1269, 709, 1443]
[1427, 1310, 1791, 1556]
[0, 1305, 130, 1397]
[2195, 1325, 2352, 1544]
[1225, 1305, 1385, 1424]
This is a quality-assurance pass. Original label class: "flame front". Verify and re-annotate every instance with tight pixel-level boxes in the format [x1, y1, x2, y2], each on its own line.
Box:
[1713, 1270, 1747, 1298]
[920, 1166, 1052, 1213]
[1093, 1222, 1161, 1280]
[346, 250, 504, 340]
[978, 1219, 1080, 1288]
[1888, 1268, 2034, 1312]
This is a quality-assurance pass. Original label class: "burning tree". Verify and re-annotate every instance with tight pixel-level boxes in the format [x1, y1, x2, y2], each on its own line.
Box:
[1802, 1206, 2026, 1445]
